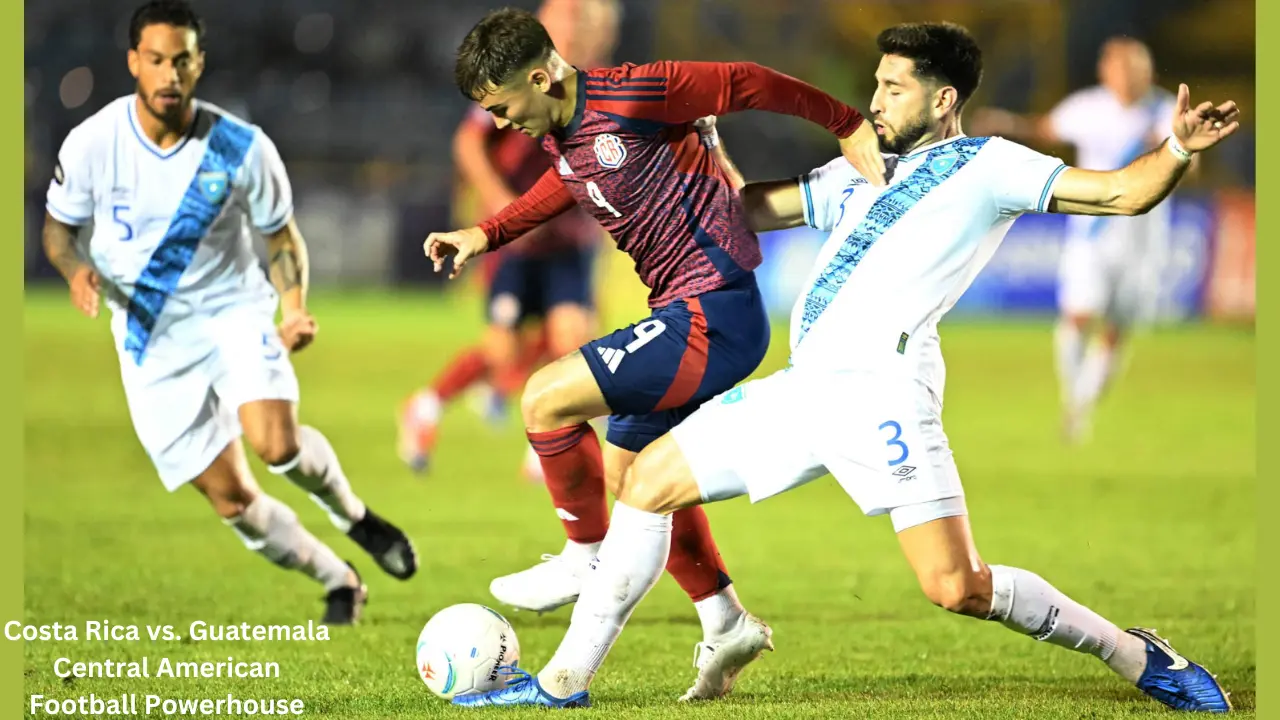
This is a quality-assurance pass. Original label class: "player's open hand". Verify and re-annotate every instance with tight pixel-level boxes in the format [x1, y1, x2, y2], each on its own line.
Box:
[839, 120, 887, 186]
[278, 309, 318, 353]
[69, 266, 101, 319]
[1172, 83, 1240, 153]
[425, 227, 488, 280]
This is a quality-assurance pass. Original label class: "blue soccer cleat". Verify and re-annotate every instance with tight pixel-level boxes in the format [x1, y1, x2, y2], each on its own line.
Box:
[452, 667, 590, 709]
[484, 391, 509, 428]
[1128, 628, 1232, 713]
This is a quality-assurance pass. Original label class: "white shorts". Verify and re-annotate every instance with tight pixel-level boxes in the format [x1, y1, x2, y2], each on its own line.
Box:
[112, 301, 299, 491]
[671, 368, 967, 533]
[1057, 214, 1168, 325]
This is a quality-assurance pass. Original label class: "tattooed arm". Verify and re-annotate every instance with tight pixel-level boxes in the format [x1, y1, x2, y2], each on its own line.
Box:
[42, 213, 101, 318]
[265, 218, 316, 352]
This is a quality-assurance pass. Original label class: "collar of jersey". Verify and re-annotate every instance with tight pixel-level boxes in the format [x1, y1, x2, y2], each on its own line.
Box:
[899, 133, 969, 162]
[128, 96, 199, 160]
[555, 70, 590, 141]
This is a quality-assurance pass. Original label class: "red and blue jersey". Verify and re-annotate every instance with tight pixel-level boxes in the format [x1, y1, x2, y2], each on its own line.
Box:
[459, 105, 600, 258]
[479, 60, 864, 308]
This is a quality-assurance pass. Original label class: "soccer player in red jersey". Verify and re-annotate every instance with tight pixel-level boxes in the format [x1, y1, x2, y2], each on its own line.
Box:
[398, 0, 618, 480]
[427, 8, 885, 699]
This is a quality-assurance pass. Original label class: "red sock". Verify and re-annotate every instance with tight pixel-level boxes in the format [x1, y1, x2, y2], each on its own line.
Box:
[520, 332, 550, 372]
[493, 363, 528, 400]
[494, 334, 551, 399]
[666, 506, 732, 601]
[432, 347, 489, 402]
[527, 424, 608, 544]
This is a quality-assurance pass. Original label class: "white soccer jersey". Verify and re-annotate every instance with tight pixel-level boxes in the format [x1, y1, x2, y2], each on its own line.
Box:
[1048, 86, 1176, 172]
[790, 135, 1066, 394]
[45, 95, 293, 365]
[1049, 86, 1177, 240]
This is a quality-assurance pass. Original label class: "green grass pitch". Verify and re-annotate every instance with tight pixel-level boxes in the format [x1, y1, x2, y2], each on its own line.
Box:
[22, 288, 1255, 718]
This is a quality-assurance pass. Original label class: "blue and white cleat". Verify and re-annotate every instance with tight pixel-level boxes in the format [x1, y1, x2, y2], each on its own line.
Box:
[453, 667, 590, 709]
[1128, 628, 1232, 713]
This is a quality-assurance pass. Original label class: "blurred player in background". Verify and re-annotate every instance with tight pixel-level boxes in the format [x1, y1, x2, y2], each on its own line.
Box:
[452, 22, 1239, 711]
[427, 7, 886, 700]
[971, 38, 1181, 442]
[398, 0, 619, 481]
[41, 0, 417, 624]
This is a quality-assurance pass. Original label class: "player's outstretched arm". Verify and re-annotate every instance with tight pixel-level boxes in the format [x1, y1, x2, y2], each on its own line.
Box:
[42, 213, 100, 319]
[425, 167, 576, 279]
[694, 116, 744, 192]
[739, 180, 808, 232]
[602, 61, 884, 185]
[1048, 85, 1238, 217]
[266, 218, 318, 353]
[696, 115, 805, 232]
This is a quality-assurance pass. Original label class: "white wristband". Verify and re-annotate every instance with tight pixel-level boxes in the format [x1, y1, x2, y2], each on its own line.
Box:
[699, 129, 719, 150]
[1166, 134, 1194, 162]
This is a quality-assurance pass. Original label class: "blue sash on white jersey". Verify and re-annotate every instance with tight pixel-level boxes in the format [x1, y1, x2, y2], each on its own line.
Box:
[124, 116, 254, 364]
[795, 137, 989, 348]
[1082, 93, 1169, 239]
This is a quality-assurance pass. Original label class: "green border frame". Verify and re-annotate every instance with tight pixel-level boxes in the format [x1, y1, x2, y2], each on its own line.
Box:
[9, 2, 25, 715]
[1256, 1, 1272, 716]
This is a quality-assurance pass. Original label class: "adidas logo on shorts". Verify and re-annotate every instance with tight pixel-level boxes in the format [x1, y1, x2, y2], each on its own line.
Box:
[597, 347, 625, 373]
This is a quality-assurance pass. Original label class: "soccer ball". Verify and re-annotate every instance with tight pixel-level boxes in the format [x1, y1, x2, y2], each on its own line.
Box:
[415, 603, 521, 699]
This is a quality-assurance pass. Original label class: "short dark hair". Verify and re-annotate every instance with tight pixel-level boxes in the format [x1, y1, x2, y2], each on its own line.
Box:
[455, 8, 556, 101]
[129, 0, 204, 49]
[876, 22, 983, 107]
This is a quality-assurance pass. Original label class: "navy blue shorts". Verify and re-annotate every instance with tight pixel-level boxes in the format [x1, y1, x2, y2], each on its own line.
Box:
[582, 273, 771, 453]
[486, 248, 595, 327]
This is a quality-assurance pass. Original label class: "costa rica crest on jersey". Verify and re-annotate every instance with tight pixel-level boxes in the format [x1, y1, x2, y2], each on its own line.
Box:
[593, 134, 627, 169]
[198, 171, 230, 204]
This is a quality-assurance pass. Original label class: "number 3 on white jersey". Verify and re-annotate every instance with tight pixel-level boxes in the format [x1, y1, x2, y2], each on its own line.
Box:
[587, 181, 623, 218]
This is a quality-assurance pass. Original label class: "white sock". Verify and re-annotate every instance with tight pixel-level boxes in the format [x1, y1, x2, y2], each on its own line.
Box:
[988, 565, 1146, 683]
[410, 389, 443, 423]
[226, 494, 353, 592]
[269, 426, 367, 533]
[537, 502, 671, 697]
[1072, 343, 1117, 414]
[695, 584, 746, 640]
[560, 538, 602, 564]
[1054, 321, 1085, 407]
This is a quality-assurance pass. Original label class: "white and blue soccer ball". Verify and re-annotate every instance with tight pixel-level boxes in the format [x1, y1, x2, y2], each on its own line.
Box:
[415, 603, 521, 699]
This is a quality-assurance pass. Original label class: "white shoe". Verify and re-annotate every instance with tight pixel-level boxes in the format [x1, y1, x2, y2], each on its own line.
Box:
[489, 543, 595, 613]
[1062, 407, 1093, 446]
[397, 390, 440, 473]
[679, 614, 774, 702]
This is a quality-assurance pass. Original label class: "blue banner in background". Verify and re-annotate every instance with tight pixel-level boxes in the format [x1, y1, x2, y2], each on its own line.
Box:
[752, 196, 1216, 321]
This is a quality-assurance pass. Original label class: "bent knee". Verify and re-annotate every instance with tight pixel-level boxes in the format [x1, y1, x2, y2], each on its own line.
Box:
[520, 367, 568, 431]
[920, 565, 993, 618]
[249, 432, 301, 468]
[194, 477, 259, 520]
[603, 448, 635, 499]
[615, 464, 667, 514]
[616, 437, 698, 515]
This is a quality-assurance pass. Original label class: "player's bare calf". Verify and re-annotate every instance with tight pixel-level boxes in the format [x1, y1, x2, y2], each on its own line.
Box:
[191, 440, 366, 624]
[241, 400, 419, 581]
